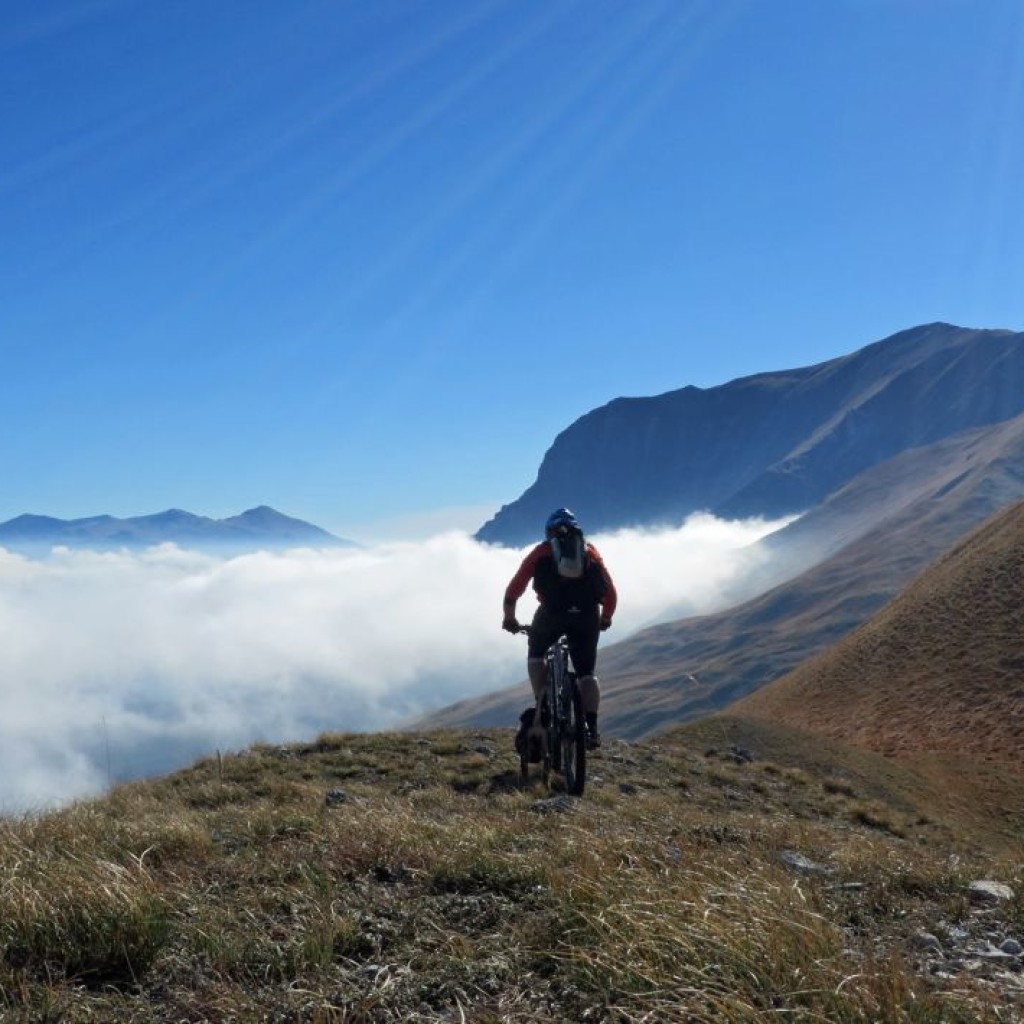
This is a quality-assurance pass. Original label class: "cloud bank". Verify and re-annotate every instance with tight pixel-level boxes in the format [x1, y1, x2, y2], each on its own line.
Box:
[0, 514, 789, 811]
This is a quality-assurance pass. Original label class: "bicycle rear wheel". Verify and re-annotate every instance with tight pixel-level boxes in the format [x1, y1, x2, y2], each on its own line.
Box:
[561, 677, 586, 796]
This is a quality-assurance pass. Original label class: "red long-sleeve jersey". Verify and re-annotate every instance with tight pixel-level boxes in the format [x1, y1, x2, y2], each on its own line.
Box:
[504, 541, 618, 618]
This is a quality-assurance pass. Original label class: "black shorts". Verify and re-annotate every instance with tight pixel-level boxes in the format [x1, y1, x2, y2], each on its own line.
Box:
[527, 604, 601, 678]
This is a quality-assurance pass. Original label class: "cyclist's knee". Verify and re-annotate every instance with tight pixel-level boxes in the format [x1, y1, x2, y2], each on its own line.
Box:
[578, 674, 600, 713]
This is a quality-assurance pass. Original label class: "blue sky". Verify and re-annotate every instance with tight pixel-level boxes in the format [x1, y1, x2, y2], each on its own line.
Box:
[3, 0, 1023, 540]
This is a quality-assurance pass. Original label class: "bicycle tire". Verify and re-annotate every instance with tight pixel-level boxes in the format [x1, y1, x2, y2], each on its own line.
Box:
[562, 677, 586, 796]
[547, 651, 564, 773]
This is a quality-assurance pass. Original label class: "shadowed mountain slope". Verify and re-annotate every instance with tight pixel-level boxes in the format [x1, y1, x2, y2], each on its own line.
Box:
[419, 410, 1024, 739]
[478, 323, 1023, 546]
[732, 497, 1024, 761]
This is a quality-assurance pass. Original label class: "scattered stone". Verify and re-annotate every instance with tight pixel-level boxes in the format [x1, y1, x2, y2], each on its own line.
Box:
[360, 964, 392, 986]
[619, 783, 639, 795]
[729, 745, 754, 764]
[780, 850, 834, 875]
[530, 794, 576, 815]
[692, 823, 746, 845]
[913, 932, 943, 953]
[969, 881, 1016, 904]
[373, 864, 409, 885]
[473, 744, 495, 758]
[610, 754, 640, 767]
[1002, 938, 1024, 957]
[325, 789, 348, 806]
[973, 947, 1019, 964]
[415, 738, 433, 747]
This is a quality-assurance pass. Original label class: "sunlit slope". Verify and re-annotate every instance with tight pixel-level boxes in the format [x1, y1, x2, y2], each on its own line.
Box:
[419, 411, 1024, 738]
[734, 497, 1024, 760]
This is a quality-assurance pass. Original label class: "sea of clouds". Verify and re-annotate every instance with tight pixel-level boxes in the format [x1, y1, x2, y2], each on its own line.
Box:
[0, 513, 792, 811]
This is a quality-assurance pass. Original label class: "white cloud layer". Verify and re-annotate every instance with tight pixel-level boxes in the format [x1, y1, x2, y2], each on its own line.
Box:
[0, 514, 789, 812]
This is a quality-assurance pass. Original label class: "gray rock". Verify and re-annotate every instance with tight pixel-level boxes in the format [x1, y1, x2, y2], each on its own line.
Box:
[969, 881, 1016, 904]
[1002, 939, 1024, 957]
[325, 789, 348, 806]
[780, 850, 834, 875]
[975, 949, 1019, 964]
[913, 932, 943, 953]
[530, 794, 576, 814]
[473, 744, 495, 757]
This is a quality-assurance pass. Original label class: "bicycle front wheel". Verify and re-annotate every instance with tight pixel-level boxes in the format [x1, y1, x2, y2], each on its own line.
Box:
[561, 678, 586, 796]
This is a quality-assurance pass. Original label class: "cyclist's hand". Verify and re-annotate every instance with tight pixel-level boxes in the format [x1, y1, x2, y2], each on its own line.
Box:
[502, 616, 521, 634]
[599, 617, 613, 632]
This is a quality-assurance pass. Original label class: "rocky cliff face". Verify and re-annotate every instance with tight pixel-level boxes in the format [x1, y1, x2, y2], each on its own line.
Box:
[476, 323, 1024, 545]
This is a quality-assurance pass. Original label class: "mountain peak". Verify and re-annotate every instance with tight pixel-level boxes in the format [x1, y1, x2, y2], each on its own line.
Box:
[232, 505, 287, 521]
[476, 323, 1024, 545]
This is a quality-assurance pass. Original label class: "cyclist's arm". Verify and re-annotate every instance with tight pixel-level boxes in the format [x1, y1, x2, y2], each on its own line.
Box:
[588, 544, 618, 621]
[503, 543, 547, 621]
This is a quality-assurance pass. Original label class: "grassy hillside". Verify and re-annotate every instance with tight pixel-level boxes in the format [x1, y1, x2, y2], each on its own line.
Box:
[734, 498, 1024, 761]
[2, 726, 1024, 1022]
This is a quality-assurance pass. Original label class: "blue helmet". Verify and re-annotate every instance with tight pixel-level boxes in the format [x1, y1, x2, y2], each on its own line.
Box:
[545, 507, 580, 538]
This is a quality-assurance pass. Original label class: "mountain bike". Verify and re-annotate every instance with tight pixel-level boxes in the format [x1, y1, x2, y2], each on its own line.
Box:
[516, 627, 586, 796]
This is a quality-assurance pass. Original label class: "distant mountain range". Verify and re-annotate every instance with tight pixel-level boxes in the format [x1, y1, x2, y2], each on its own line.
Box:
[422, 322, 1024, 736]
[0, 506, 354, 554]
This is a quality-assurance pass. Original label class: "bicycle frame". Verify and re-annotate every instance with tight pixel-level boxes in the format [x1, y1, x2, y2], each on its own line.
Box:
[519, 629, 586, 795]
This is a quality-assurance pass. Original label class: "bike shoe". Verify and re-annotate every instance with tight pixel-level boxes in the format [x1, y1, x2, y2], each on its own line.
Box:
[586, 730, 602, 751]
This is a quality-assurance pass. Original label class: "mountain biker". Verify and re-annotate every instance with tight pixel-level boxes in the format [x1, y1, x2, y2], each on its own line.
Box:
[501, 508, 617, 749]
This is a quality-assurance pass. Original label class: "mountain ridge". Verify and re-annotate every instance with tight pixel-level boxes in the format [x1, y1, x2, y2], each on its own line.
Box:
[0, 505, 354, 553]
[477, 323, 1023, 545]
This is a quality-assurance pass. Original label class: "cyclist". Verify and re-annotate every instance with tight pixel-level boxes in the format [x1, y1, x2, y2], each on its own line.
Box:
[501, 508, 617, 749]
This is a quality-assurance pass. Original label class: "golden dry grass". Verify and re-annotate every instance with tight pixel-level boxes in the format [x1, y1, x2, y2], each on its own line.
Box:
[1, 727, 1022, 1022]
[735, 498, 1024, 764]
